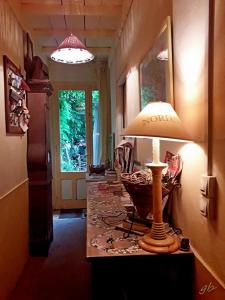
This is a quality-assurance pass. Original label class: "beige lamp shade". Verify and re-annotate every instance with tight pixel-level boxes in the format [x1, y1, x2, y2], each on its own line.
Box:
[123, 101, 191, 142]
[50, 33, 94, 64]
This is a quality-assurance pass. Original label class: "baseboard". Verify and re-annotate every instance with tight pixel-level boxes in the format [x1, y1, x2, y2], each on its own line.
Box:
[191, 245, 225, 299]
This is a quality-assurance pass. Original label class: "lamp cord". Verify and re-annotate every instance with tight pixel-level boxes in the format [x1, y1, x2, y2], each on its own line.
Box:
[123, 206, 135, 239]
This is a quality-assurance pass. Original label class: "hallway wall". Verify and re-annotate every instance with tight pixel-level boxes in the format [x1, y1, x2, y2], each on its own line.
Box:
[0, 2, 29, 299]
[173, 0, 225, 296]
[0, 181, 28, 300]
[110, 0, 225, 296]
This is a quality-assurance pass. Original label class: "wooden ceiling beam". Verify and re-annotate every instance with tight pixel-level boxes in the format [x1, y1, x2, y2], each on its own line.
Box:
[117, 0, 133, 38]
[21, 3, 122, 16]
[42, 46, 111, 55]
[32, 28, 116, 38]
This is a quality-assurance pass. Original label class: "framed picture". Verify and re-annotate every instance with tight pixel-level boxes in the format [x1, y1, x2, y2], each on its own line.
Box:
[22, 32, 34, 61]
[139, 16, 174, 110]
[23, 31, 28, 59]
[3, 55, 30, 134]
[26, 33, 34, 61]
[23, 32, 34, 80]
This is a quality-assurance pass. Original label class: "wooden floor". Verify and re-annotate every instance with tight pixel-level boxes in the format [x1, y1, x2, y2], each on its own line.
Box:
[10, 210, 92, 300]
[10, 208, 194, 300]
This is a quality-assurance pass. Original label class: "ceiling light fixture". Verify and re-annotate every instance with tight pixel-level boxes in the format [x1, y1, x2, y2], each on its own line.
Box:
[50, 33, 94, 64]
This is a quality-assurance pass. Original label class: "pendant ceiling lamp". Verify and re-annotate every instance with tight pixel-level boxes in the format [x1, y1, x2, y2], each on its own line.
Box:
[50, 33, 94, 64]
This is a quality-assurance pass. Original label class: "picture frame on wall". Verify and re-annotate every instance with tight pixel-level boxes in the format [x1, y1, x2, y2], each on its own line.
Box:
[139, 16, 174, 110]
[26, 32, 34, 61]
[23, 32, 34, 80]
[3, 55, 30, 134]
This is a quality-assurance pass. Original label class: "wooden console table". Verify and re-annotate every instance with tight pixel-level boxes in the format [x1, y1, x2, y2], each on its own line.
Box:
[86, 181, 194, 300]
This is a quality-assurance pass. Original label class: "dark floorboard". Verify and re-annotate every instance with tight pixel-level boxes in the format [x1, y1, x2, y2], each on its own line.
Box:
[58, 208, 86, 219]
[10, 211, 92, 300]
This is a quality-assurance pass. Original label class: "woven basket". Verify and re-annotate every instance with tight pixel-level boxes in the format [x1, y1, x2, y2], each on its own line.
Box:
[122, 179, 169, 219]
[122, 181, 153, 218]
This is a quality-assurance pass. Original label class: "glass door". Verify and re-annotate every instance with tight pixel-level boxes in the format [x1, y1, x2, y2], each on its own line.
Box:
[59, 90, 88, 173]
[51, 85, 100, 209]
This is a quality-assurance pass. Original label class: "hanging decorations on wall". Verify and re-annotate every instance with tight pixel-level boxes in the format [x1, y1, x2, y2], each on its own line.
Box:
[3, 55, 30, 134]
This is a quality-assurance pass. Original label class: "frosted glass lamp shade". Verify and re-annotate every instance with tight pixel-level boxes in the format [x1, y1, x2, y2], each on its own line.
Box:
[50, 33, 94, 64]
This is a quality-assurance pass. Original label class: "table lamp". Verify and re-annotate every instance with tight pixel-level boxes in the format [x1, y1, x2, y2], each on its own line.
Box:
[123, 101, 191, 253]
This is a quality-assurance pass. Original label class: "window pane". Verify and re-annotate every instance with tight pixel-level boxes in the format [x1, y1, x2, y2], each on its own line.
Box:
[59, 90, 87, 172]
[92, 90, 100, 165]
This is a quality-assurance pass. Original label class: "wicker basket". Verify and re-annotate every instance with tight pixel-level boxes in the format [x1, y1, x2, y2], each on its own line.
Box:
[122, 178, 169, 219]
[122, 181, 153, 218]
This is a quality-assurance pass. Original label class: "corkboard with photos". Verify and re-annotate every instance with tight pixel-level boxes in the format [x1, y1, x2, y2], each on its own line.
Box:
[3, 55, 30, 134]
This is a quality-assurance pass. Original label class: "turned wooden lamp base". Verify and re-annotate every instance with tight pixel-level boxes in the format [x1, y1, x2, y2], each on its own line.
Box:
[138, 161, 179, 254]
[138, 225, 179, 253]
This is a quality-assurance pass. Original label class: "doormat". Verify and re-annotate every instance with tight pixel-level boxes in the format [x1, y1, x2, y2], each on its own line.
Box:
[59, 209, 86, 219]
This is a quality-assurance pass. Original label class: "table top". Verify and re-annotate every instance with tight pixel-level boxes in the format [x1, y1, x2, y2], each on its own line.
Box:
[86, 180, 192, 260]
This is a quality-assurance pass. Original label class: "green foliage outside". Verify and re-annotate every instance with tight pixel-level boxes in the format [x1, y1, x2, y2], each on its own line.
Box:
[59, 90, 87, 172]
[59, 90, 100, 172]
[140, 86, 154, 110]
[92, 90, 100, 165]
[92, 90, 99, 120]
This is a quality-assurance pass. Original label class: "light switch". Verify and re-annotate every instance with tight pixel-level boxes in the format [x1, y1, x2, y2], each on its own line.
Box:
[200, 176, 208, 196]
[200, 175, 217, 217]
[200, 196, 209, 217]
[200, 175, 216, 198]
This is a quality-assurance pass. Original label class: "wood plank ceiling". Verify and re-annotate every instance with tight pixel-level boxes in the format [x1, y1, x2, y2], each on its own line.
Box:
[15, 0, 133, 61]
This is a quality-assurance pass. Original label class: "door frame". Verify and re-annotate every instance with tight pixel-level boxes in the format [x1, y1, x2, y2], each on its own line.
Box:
[50, 81, 97, 209]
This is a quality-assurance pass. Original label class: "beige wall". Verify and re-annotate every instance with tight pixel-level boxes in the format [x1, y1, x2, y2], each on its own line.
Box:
[173, 0, 225, 291]
[0, 181, 29, 300]
[0, 1, 28, 196]
[49, 59, 99, 83]
[172, 0, 208, 264]
[211, 0, 225, 289]
[111, 0, 225, 294]
[0, 1, 29, 299]
[110, 0, 172, 146]
[113, 0, 172, 78]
